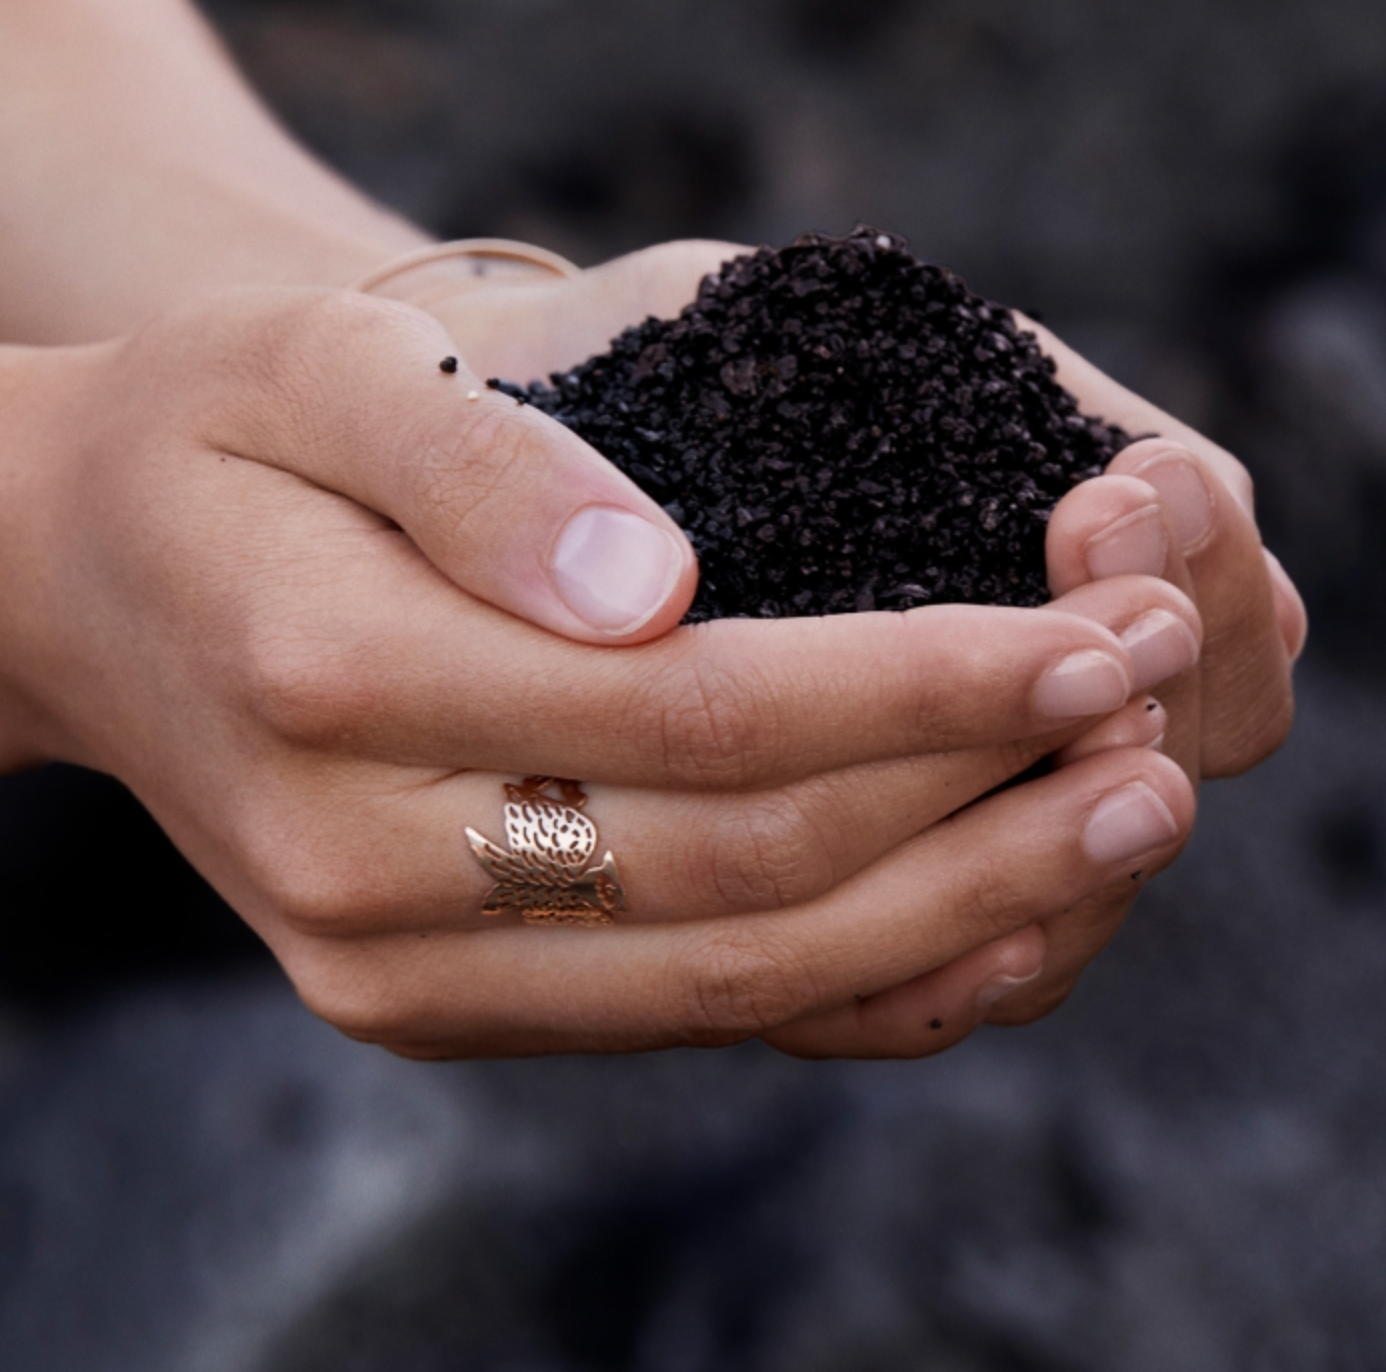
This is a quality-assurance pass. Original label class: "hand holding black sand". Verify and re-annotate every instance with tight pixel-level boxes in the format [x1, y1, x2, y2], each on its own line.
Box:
[399, 229, 1299, 1043]
[420, 231, 1301, 778]
[0, 287, 1198, 1057]
[0, 0, 1296, 1056]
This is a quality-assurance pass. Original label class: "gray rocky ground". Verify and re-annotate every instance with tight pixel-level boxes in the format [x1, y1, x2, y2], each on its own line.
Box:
[4, 1, 1386, 1367]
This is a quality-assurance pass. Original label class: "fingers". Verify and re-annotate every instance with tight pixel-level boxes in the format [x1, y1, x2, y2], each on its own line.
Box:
[1046, 479, 1203, 774]
[113, 291, 1206, 795]
[1053, 694, 1166, 766]
[980, 885, 1143, 1028]
[903, 698, 1172, 1035]
[262, 747, 1195, 1057]
[1055, 444, 1292, 778]
[200, 735, 1079, 943]
[1029, 310, 1300, 778]
[131, 288, 698, 645]
[235, 503, 1200, 784]
[1109, 441, 1293, 775]
[765, 926, 1047, 1060]
[1047, 474, 1186, 598]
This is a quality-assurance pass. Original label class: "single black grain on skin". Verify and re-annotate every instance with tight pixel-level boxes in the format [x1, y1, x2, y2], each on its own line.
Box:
[495, 227, 1133, 621]
[439, 355, 459, 374]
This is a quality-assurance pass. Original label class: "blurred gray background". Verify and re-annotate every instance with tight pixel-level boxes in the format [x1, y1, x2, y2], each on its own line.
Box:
[4, 1, 1386, 1367]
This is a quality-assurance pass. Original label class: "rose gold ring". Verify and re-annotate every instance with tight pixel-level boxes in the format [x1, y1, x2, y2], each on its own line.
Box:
[466, 777, 625, 927]
[352, 238, 583, 297]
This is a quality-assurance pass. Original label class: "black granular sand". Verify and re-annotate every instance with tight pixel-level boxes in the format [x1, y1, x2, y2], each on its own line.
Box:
[497, 227, 1133, 621]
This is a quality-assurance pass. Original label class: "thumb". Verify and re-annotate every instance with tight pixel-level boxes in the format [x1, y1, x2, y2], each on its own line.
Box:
[200, 289, 697, 643]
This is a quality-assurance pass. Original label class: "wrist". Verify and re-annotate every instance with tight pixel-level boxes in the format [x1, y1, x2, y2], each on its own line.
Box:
[0, 341, 128, 771]
[0, 345, 76, 768]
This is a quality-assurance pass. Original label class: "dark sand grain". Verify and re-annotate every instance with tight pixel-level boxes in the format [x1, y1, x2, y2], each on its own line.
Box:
[496, 227, 1131, 620]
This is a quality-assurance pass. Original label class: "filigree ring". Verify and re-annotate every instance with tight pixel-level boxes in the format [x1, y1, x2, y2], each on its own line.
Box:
[466, 777, 625, 927]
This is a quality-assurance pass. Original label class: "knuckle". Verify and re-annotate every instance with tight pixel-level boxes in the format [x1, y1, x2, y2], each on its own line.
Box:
[244, 625, 382, 749]
[905, 679, 975, 756]
[701, 791, 837, 911]
[244, 629, 333, 743]
[952, 857, 1035, 945]
[272, 874, 369, 939]
[272, 291, 428, 369]
[290, 953, 403, 1044]
[674, 926, 821, 1040]
[249, 294, 379, 408]
[268, 864, 370, 940]
[238, 292, 445, 446]
[633, 656, 778, 788]
[243, 821, 387, 940]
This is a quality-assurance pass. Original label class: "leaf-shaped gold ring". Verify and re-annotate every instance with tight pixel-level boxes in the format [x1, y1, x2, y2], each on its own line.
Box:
[465, 777, 626, 926]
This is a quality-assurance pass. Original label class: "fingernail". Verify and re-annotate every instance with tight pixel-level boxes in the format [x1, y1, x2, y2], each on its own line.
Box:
[1083, 504, 1169, 580]
[1132, 452, 1214, 552]
[551, 506, 685, 634]
[1034, 650, 1131, 719]
[1264, 548, 1309, 661]
[1083, 781, 1180, 865]
[1120, 609, 1200, 690]
[977, 965, 1043, 1010]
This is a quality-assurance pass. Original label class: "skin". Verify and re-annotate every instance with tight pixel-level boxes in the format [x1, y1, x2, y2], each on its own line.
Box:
[0, 0, 1303, 1058]
[403, 245, 1304, 1039]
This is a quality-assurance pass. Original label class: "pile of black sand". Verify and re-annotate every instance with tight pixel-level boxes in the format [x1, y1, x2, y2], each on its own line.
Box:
[493, 227, 1132, 620]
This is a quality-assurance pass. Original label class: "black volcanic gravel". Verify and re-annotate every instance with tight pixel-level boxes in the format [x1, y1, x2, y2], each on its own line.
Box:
[497, 227, 1132, 621]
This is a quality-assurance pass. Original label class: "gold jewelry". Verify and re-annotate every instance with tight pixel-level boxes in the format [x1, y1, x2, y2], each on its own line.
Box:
[352, 238, 582, 303]
[466, 777, 625, 927]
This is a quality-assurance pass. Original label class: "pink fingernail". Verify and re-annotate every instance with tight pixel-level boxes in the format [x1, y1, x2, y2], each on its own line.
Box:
[975, 927, 1046, 1010]
[1120, 610, 1200, 690]
[551, 506, 684, 634]
[1033, 650, 1131, 719]
[1083, 782, 1180, 865]
[1083, 504, 1169, 580]
[976, 965, 1043, 1010]
[1132, 452, 1215, 552]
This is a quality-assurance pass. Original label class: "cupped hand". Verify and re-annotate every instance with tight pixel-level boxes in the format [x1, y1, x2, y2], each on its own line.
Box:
[1035, 319, 1305, 775]
[0, 287, 1200, 1057]
[411, 241, 1302, 779]
[410, 238, 1303, 1046]
[371, 240, 1233, 1047]
[974, 320, 1306, 1028]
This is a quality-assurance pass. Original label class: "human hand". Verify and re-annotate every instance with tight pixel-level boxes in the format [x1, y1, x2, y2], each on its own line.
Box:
[968, 319, 1305, 1028]
[1036, 319, 1305, 776]
[0, 287, 1200, 1057]
[397, 239, 1302, 1046]
[400, 241, 1301, 776]
[0, 0, 1205, 1056]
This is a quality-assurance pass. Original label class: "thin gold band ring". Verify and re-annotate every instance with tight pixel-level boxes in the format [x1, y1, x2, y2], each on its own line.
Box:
[352, 238, 583, 295]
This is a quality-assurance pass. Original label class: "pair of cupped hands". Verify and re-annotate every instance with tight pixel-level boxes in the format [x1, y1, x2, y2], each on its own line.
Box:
[0, 239, 1304, 1059]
